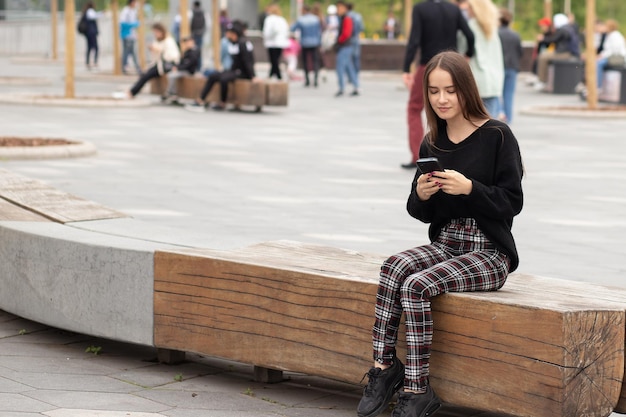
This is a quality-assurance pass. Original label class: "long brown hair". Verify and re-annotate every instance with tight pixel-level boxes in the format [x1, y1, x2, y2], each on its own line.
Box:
[423, 51, 489, 145]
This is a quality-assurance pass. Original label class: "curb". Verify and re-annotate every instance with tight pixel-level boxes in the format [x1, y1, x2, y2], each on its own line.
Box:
[0, 140, 97, 160]
[0, 77, 52, 86]
[0, 93, 152, 108]
[520, 105, 626, 119]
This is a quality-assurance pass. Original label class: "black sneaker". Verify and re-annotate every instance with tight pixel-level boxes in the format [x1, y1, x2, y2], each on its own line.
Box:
[391, 386, 442, 417]
[357, 359, 405, 417]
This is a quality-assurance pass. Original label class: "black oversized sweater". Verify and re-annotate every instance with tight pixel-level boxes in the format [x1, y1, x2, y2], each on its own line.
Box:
[407, 119, 524, 271]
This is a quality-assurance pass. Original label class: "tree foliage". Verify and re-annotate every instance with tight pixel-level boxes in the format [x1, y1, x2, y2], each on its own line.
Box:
[258, 0, 626, 40]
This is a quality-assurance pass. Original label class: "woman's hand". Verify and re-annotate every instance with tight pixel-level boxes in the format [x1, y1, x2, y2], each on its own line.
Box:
[434, 170, 473, 196]
[416, 173, 441, 201]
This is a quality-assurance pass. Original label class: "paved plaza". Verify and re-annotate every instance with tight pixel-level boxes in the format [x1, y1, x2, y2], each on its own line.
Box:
[0, 54, 625, 416]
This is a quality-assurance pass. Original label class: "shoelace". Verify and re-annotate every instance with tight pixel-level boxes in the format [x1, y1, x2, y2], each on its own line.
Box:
[360, 368, 380, 395]
[391, 394, 409, 417]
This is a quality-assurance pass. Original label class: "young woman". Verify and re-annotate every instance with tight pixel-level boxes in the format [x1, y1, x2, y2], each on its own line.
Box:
[262, 4, 290, 80]
[81, 1, 100, 70]
[113, 23, 180, 99]
[467, 0, 504, 117]
[357, 51, 523, 417]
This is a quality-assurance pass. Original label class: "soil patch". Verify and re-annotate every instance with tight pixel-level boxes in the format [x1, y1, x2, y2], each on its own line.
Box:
[0, 137, 78, 147]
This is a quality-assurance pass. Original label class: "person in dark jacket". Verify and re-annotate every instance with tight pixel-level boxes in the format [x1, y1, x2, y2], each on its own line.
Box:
[357, 51, 523, 417]
[401, 0, 475, 169]
[536, 13, 575, 85]
[190, 1, 206, 71]
[185, 22, 255, 112]
[163, 36, 200, 103]
[498, 8, 522, 123]
[81, 1, 100, 70]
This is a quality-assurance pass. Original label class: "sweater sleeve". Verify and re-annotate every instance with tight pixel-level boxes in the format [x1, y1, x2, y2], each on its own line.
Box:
[406, 141, 436, 223]
[403, 5, 421, 72]
[465, 127, 523, 220]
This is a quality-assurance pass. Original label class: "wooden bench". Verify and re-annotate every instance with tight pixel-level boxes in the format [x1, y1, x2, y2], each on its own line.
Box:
[154, 240, 626, 417]
[150, 75, 288, 111]
[2, 169, 626, 417]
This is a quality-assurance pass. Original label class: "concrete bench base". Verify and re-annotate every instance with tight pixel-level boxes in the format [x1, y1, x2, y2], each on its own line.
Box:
[600, 66, 626, 104]
[150, 76, 288, 111]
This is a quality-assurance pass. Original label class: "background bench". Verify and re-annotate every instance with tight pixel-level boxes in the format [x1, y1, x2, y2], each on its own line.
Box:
[1, 170, 626, 417]
[546, 58, 584, 94]
[150, 76, 288, 111]
[599, 65, 626, 104]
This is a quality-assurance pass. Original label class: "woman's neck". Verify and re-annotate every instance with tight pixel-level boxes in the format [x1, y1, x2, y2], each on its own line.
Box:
[446, 117, 488, 144]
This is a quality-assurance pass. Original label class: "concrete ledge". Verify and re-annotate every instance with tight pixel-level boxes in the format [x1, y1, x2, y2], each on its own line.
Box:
[0, 140, 97, 160]
[520, 105, 626, 118]
[0, 221, 169, 346]
[0, 76, 52, 86]
[0, 93, 152, 107]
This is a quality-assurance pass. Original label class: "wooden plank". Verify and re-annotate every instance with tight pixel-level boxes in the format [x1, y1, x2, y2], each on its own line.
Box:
[154, 241, 625, 417]
[0, 169, 127, 223]
[265, 81, 288, 106]
[0, 198, 49, 221]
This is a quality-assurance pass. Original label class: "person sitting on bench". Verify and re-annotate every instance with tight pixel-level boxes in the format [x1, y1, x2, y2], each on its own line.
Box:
[162, 36, 200, 104]
[113, 22, 180, 99]
[185, 21, 256, 112]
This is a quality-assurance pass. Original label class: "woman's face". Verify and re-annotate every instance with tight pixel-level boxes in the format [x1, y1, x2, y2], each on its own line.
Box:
[428, 68, 462, 122]
[153, 28, 165, 41]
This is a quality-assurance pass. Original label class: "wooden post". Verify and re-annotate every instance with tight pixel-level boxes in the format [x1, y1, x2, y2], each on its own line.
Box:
[543, 0, 552, 18]
[585, 0, 598, 109]
[51, 0, 58, 60]
[404, 0, 411, 38]
[179, 0, 190, 40]
[64, 0, 75, 98]
[212, 0, 220, 70]
[137, 0, 146, 69]
[111, 0, 122, 75]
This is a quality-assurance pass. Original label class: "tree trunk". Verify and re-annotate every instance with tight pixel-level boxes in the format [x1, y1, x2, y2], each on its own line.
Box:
[64, 0, 75, 98]
[585, 0, 599, 109]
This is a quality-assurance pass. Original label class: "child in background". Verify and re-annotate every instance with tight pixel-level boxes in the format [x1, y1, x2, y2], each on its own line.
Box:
[284, 35, 302, 81]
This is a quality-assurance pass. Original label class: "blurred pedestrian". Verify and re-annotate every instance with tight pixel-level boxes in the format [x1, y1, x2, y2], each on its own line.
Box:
[219, 9, 231, 36]
[597, 19, 626, 88]
[347, 3, 363, 77]
[401, 0, 475, 169]
[334, 1, 359, 97]
[113, 23, 180, 99]
[383, 11, 399, 40]
[120, 0, 141, 75]
[80, 1, 100, 70]
[291, 4, 323, 87]
[263, 4, 290, 80]
[467, 0, 504, 117]
[190, 1, 206, 71]
[498, 8, 522, 123]
[284, 35, 302, 81]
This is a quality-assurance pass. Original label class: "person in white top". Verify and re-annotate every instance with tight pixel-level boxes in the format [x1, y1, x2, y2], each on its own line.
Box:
[113, 22, 181, 99]
[467, 0, 504, 117]
[597, 19, 626, 88]
[262, 4, 290, 80]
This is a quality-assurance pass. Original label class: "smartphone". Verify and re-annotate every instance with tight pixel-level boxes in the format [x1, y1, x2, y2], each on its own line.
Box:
[416, 157, 443, 175]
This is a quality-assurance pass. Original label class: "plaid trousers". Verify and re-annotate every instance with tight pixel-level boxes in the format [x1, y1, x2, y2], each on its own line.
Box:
[372, 218, 510, 391]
